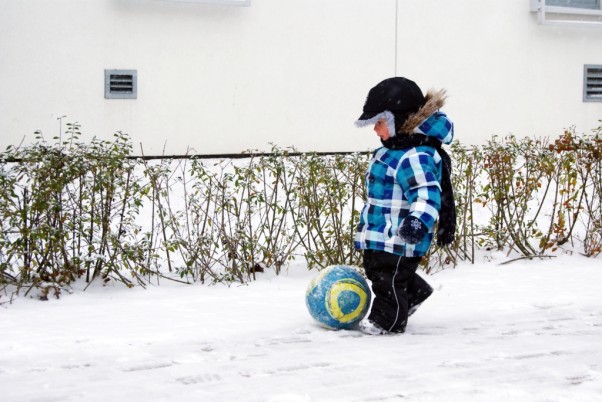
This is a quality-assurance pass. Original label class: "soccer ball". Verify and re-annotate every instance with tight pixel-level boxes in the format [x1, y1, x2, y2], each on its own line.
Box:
[305, 265, 371, 330]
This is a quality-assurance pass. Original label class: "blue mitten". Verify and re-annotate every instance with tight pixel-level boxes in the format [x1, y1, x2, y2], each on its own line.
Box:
[398, 217, 428, 244]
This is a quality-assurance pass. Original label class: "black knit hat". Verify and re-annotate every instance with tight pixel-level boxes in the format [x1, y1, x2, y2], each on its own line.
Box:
[357, 77, 426, 132]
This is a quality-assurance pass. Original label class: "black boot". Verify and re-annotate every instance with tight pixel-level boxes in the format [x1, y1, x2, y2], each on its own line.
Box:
[407, 273, 433, 317]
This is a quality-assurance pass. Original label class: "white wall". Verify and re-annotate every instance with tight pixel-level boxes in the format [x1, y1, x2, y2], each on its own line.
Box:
[398, 1, 602, 145]
[0, 0, 601, 155]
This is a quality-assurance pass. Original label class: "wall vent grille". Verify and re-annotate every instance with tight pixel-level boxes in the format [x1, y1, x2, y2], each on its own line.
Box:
[105, 69, 137, 99]
[584, 65, 602, 102]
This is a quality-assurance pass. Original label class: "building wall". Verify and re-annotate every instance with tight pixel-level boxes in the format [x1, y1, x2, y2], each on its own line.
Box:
[400, 0, 602, 146]
[0, 0, 601, 155]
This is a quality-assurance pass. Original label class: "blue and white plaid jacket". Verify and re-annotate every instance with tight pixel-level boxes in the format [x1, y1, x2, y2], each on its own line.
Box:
[355, 111, 454, 257]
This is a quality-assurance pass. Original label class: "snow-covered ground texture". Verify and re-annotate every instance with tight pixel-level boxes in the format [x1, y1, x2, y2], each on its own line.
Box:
[2, 252, 602, 402]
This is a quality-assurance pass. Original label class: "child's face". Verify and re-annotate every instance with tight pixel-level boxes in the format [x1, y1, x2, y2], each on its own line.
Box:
[373, 119, 391, 141]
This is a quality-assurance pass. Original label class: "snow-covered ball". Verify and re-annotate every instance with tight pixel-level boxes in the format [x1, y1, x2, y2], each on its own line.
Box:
[305, 265, 371, 330]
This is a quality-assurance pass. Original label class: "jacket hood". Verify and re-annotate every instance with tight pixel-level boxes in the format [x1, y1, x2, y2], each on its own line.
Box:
[400, 89, 454, 145]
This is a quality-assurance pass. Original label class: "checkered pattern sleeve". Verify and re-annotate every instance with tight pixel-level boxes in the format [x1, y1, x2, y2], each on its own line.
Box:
[397, 148, 441, 231]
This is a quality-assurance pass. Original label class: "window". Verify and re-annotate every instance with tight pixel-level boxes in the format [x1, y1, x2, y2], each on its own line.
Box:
[104, 70, 137, 100]
[531, 0, 602, 25]
[546, 0, 600, 9]
[584, 65, 602, 102]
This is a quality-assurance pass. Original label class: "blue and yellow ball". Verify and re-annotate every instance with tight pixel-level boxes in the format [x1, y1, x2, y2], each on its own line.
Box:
[305, 265, 371, 330]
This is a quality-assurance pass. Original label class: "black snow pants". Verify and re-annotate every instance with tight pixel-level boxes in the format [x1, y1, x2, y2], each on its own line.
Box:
[362, 249, 432, 333]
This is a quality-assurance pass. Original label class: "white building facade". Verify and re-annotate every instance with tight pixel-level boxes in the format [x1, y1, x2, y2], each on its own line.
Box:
[1, 0, 601, 155]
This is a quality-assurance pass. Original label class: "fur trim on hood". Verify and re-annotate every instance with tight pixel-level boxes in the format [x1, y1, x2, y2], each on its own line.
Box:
[399, 89, 447, 134]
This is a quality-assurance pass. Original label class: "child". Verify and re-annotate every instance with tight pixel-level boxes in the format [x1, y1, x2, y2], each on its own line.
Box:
[354, 77, 456, 335]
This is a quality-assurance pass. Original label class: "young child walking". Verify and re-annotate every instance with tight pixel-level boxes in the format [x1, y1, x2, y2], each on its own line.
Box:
[354, 77, 456, 335]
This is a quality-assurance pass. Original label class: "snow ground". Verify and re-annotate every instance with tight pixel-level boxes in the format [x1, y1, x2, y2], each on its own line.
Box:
[1, 253, 602, 402]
